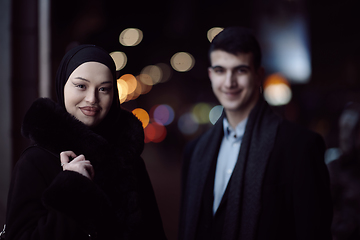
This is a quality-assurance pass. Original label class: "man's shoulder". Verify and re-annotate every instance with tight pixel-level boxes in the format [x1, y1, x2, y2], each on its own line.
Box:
[187, 123, 221, 148]
[277, 119, 324, 145]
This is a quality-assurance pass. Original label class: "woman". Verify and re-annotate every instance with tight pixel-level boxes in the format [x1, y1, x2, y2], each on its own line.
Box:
[6, 45, 167, 240]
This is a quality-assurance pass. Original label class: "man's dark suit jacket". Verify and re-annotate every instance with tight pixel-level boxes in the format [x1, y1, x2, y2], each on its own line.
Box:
[179, 99, 333, 240]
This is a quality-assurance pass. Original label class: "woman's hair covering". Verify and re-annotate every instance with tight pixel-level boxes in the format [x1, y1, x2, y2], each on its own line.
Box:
[55, 44, 120, 111]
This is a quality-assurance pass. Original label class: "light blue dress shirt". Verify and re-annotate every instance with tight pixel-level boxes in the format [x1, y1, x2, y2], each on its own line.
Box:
[213, 117, 248, 214]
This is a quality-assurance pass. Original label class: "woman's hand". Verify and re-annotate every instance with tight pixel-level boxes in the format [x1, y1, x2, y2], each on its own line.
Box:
[60, 151, 95, 180]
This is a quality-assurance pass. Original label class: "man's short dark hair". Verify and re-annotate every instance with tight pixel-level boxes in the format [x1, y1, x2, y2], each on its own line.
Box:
[209, 26, 262, 69]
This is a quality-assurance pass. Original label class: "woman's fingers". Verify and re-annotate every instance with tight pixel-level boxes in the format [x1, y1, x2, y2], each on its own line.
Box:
[60, 152, 94, 180]
[60, 151, 77, 167]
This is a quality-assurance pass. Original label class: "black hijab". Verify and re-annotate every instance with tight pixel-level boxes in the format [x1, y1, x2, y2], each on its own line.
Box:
[55, 44, 120, 113]
[55, 45, 121, 137]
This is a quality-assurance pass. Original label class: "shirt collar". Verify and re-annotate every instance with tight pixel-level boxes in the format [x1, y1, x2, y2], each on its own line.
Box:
[223, 117, 248, 140]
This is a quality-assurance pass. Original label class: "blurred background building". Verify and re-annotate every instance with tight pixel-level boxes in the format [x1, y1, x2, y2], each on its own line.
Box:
[1, 0, 360, 239]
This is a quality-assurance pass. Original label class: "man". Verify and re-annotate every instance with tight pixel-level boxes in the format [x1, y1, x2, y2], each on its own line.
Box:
[179, 27, 332, 240]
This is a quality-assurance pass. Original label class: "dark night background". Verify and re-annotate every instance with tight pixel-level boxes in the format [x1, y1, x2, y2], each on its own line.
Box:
[1, 0, 360, 239]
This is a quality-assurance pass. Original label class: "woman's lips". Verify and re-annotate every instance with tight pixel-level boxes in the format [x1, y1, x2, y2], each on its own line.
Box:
[79, 106, 100, 116]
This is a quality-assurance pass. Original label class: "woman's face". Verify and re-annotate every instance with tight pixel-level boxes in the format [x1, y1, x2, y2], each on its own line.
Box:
[64, 62, 114, 127]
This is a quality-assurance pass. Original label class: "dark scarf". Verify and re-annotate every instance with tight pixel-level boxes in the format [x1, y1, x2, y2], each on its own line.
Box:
[182, 97, 281, 240]
[223, 97, 281, 240]
[21, 97, 144, 239]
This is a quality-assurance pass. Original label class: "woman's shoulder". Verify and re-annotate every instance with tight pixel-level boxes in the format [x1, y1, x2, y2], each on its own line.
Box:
[15, 145, 60, 175]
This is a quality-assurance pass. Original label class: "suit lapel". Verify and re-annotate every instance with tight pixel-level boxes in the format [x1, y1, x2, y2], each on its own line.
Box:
[182, 116, 224, 240]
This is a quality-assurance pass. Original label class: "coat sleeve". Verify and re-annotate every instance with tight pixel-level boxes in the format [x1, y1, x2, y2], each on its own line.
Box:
[6, 147, 114, 240]
[292, 133, 333, 240]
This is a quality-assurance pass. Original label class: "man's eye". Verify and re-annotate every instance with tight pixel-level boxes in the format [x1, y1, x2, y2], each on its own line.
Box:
[237, 68, 248, 74]
[214, 68, 224, 73]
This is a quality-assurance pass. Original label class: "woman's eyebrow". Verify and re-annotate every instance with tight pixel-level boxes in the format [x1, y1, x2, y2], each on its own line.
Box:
[74, 77, 113, 84]
[74, 77, 90, 82]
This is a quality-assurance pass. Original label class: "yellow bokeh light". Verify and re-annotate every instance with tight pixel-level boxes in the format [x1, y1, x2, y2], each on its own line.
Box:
[132, 78, 142, 99]
[119, 74, 137, 94]
[263, 73, 292, 106]
[119, 28, 143, 47]
[132, 108, 149, 128]
[117, 79, 128, 104]
[138, 73, 153, 86]
[207, 27, 224, 42]
[110, 51, 127, 71]
[170, 52, 195, 72]
[192, 103, 212, 124]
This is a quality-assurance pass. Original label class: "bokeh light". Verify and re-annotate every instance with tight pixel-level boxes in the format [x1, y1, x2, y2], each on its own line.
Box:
[132, 108, 149, 128]
[119, 74, 137, 94]
[117, 79, 128, 103]
[178, 112, 199, 135]
[192, 103, 212, 124]
[156, 63, 172, 83]
[119, 28, 143, 46]
[145, 122, 167, 143]
[110, 51, 127, 71]
[209, 105, 224, 125]
[136, 75, 153, 94]
[263, 73, 292, 106]
[150, 104, 175, 126]
[259, 18, 311, 83]
[141, 65, 162, 85]
[207, 27, 224, 42]
[170, 52, 195, 72]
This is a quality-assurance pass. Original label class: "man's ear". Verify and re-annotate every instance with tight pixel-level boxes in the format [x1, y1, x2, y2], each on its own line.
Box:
[208, 67, 213, 80]
[257, 66, 265, 78]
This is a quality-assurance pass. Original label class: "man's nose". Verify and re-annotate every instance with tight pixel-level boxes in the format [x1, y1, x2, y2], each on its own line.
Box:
[224, 72, 236, 87]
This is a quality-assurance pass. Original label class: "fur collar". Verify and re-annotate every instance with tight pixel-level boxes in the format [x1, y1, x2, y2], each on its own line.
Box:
[21, 98, 144, 238]
[21, 98, 144, 160]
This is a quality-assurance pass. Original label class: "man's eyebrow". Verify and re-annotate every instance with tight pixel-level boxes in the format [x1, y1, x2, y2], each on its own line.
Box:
[210, 65, 224, 69]
[234, 65, 251, 69]
[210, 64, 251, 69]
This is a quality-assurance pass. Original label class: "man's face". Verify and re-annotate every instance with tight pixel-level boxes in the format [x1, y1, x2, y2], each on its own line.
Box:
[208, 50, 262, 114]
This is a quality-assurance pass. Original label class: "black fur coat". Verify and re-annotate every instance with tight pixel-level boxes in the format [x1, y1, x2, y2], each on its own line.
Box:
[6, 98, 167, 240]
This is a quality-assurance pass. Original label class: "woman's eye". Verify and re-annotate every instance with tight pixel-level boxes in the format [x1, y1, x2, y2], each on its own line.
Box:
[99, 87, 111, 92]
[74, 84, 86, 89]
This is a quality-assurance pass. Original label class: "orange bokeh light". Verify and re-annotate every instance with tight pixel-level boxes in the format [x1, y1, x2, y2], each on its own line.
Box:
[263, 73, 290, 89]
[136, 75, 153, 94]
[132, 108, 149, 128]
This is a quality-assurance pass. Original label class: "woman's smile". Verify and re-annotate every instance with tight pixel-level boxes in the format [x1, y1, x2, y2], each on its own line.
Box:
[79, 106, 101, 116]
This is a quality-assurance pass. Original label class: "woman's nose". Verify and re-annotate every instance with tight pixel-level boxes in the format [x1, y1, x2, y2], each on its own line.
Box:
[85, 90, 98, 104]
